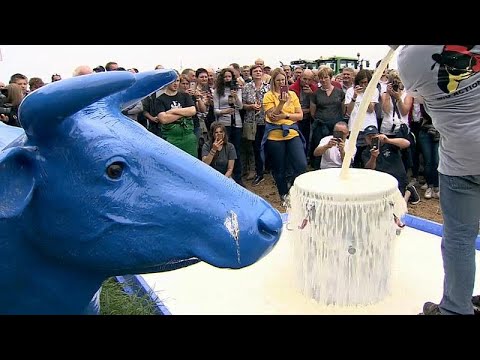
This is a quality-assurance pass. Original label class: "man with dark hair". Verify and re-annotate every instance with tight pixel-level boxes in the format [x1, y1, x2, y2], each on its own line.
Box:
[51, 73, 62, 82]
[93, 66, 105, 73]
[105, 61, 119, 71]
[28, 77, 45, 92]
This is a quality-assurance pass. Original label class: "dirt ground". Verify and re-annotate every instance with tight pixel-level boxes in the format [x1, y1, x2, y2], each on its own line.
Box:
[243, 171, 443, 224]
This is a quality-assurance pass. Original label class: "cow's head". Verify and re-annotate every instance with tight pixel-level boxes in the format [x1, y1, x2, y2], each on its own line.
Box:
[0, 70, 282, 276]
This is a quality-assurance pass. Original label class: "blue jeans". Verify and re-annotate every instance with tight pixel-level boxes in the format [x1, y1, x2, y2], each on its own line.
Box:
[254, 125, 266, 177]
[439, 174, 480, 315]
[418, 130, 439, 187]
[266, 136, 307, 198]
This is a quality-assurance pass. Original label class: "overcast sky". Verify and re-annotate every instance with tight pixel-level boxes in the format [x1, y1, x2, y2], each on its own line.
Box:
[0, 45, 396, 84]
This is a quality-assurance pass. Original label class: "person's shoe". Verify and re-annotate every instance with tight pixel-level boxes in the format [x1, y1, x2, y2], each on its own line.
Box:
[252, 175, 265, 186]
[424, 187, 433, 199]
[472, 295, 480, 315]
[421, 183, 429, 190]
[433, 187, 440, 199]
[246, 171, 256, 181]
[422, 301, 442, 315]
[409, 177, 418, 187]
[407, 184, 420, 205]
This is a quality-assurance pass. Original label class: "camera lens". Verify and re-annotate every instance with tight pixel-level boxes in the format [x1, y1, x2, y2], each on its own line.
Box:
[0, 107, 12, 115]
[227, 95, 235, 107]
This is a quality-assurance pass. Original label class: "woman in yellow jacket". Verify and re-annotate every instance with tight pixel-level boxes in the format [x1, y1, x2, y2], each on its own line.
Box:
[262, 68, 307, 201]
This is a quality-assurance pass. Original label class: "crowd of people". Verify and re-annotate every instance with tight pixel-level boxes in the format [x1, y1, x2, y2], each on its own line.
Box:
[1, 49, 478, 315]
[0, 59, 444, 207]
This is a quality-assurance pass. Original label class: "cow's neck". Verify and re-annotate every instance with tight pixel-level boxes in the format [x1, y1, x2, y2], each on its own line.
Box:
[0, 228, 105, 315]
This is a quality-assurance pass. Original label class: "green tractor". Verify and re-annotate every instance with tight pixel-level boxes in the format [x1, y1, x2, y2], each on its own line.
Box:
[289, 53, 370, 75]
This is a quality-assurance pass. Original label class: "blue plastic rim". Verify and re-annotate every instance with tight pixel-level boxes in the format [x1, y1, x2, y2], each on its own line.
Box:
[128, 213, 480, 315]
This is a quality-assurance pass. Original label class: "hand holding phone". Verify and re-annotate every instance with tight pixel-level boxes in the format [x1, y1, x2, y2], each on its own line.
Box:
[372, 136, 380, 150]
[332, 130, 344, 141]
[190, 82, 196, 91]
[280, 85, 289, 101]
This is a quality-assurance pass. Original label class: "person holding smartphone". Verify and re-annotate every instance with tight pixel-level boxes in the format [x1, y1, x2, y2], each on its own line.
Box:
[344, 70, 380, 169]
[361, 125, 420, 206]
[202, 122, 236, 178]
[313, 121, 355, 169]
[213, 68, 244, 186]
[262, 67, 306, 202]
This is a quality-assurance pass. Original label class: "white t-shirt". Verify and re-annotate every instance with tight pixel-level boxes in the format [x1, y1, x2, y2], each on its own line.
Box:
[345, 87, 379, 131]
[380, 92, 410, 135]
[398, 45, 480, 176]
[318, 135, 356, 169]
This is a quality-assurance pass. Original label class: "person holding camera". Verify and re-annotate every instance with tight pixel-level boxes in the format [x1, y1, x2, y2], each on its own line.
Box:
[397, 45, 480, 315]
[379, 72, 416, 178]
[213, 68, 244, 186]
[313, 121, 355, 169]
[0, 83, 24, 127]
[242, 64, 270, 186]
[362, 125, 420, 205]
[345, 69, 379, 169]
[379, 72, 413, 136]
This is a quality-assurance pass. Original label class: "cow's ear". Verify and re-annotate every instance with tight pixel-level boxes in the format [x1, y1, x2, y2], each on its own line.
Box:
[0, 147, 36, 219]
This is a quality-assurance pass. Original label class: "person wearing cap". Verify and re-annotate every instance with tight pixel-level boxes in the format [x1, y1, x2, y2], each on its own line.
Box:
[362, 124, 420, 206]
[397, 45, 480, 316]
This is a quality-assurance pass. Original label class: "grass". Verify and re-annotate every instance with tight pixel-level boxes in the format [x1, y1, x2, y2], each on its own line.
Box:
[99, 277, 160, 315]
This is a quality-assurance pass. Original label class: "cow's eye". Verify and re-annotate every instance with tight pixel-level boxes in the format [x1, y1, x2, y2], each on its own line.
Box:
[106, 162, 124, 179]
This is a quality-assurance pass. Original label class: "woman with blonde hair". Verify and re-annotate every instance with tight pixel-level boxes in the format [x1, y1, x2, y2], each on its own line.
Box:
[262, 68, 307, 201]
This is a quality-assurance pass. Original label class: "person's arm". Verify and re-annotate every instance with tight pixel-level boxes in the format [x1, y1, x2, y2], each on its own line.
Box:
[195, 97, 207, 113]
[290, 106, 303, 122]
[214, 92, 235, 117]
[346, 87, 359, 115]
[382, 92, 391, 115]
[364, 148, 379, 169]
[337, 138, 346, 161]
[367, 101, 376, 113]
[157, 111, 182, 124]
[397, 94, 413, 116]
[202, 147, 218, 165]
[379, 133, 410, 149]
[202, 137, 223, 165]
[313, 137, 336, 157]
[142, 97, 158, 123]
[225, 159, 234, 178]
[232, 89, 243, 110]
[169, 105, 196, 117]
[266, 94, 286, 119]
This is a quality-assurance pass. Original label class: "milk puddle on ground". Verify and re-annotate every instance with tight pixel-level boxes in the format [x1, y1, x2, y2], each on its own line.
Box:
[142, 226, 480, 315]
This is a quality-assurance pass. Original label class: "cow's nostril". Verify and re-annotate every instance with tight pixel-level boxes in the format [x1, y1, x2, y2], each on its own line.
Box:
[257, 208, 283, 240]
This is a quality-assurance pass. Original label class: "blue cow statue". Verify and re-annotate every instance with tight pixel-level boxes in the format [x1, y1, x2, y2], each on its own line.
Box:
[0, 70, 283, 314]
